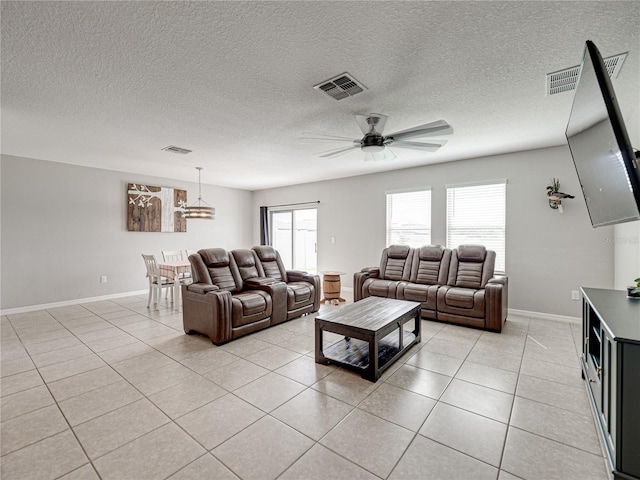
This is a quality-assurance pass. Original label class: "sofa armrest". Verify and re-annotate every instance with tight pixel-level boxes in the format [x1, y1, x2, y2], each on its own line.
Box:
[353, 267, 379, 302]
[182, 286, 232, 344]
[361, 267, 380, 277]
[487, 276, 507, 286]
[287, 270, 318, 284]
[287, 270, 317, 284]
[186, 283, 220, 294]
[485, 275, 508, 332]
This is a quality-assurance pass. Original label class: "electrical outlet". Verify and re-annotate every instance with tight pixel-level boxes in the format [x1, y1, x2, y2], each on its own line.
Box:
[100, 276, 107, 284]
[571, 290, 580, 301]
[331, 236, 336, 244]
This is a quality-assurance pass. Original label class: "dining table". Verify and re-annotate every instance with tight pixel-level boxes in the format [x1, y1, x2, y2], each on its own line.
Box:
[157, 260, 192, 302]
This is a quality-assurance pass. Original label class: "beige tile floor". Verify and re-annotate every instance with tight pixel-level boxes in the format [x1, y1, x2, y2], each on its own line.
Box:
[0, 292, 610, 480]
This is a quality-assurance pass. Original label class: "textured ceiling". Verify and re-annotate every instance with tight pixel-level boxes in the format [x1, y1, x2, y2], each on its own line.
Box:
[2, 1, 639, 190]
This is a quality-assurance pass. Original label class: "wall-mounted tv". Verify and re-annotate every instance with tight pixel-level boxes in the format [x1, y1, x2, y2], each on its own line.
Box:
[565, 40, 640, 228]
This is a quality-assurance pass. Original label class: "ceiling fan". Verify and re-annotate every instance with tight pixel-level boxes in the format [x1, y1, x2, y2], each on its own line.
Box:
[305, 113, 453, 161]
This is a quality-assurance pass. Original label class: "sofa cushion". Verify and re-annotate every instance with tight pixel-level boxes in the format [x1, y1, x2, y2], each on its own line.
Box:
[455, 262, 484, 289]
[457, 245, 486, 262]
[239, 292, 268, 315]
[438, 287, 485, 318]
[402, 283, 430, 302]
[381, 245, 412, 281]
[418, 245, 445, 261]
[231, 291, 271, 327]
[366, 278, 401, 298]
[232, 249, 260, 281]
[387, 245, 411, 259]
[200, 248, 232, 267]
[409, 246, 451, 286]
[252, 246, 285, 282]
[384, 259, 408, 281]
[401, 283, 438, 311]
[261, 262, 283, 282]
[414, 260, 442, 285]
[253, 246, 278, 261]
[207, 266, 238, 291]
[444, 287, 475, 309]
[198, 248, 241, 292]
[287, 282, 312, 308]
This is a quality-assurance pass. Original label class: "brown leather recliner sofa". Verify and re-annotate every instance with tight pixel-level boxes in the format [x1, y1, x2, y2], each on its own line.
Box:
[182, 247, 320, 345]
[354, 244, 508, 332]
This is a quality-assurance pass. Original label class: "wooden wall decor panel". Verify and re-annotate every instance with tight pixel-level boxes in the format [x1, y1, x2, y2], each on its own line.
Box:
[127, 183, 187, 232]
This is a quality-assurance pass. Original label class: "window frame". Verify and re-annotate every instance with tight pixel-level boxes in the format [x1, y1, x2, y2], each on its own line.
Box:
[385, 187, 432, 248]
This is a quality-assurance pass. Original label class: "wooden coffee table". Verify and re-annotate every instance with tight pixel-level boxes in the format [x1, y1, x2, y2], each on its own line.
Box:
[315, 296, 421, 382]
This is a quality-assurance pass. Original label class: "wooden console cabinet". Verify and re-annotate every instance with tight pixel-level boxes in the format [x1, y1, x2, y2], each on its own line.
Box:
[581, 287, 640, 480]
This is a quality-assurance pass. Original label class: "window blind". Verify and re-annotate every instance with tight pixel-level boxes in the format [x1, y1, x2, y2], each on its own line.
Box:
[386, 189, 431, 247]
[446, 182, 506, 272]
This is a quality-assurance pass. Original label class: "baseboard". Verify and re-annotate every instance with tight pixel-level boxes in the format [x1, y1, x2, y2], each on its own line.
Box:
[1, 290, 149, 316]
[508, 308, 580, 325]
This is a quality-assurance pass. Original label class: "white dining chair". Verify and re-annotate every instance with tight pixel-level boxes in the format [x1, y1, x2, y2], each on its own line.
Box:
[185, 249, 197, 259]
[162, 250, 184, 262]
[162, 249, 192, 287]
[141, 254, 175, 308]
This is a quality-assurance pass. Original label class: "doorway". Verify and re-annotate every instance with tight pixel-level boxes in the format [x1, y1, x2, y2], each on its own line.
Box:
[270, 208, 317, 274]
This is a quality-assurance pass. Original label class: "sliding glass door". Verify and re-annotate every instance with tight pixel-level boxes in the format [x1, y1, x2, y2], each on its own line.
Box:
[270, 208, 317, 273]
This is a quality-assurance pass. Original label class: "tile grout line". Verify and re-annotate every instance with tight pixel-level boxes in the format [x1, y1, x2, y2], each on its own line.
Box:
[379, 322, 506, 479]
[2, 301, 607, 480]
[4, 307, 105, 479]
[495, 316, 529, 477]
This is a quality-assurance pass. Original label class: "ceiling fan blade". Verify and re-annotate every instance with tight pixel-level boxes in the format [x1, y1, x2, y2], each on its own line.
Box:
[364, 148, 396, 162]
[299, 132, 357, 142]
[382, 148, 396, 161]
[318, 145, 360, 158]
[387, 120, 453, 141]
[354, 113, 388, 135]
[390, 140, 447, 152]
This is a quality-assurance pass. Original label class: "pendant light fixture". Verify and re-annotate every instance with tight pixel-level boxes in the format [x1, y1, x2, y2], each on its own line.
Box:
[184, 167, 215, 220]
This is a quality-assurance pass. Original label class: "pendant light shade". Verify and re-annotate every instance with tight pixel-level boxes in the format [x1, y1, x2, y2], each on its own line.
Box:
[184, 167, 215, 220]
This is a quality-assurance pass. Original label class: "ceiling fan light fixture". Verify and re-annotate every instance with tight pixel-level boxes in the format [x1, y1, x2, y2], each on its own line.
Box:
[361, 131, 385, 153]
[183, 167, 215, 220]
[361, 145, 385, 153]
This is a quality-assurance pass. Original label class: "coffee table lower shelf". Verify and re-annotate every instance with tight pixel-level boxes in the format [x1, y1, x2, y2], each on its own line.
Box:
[319, 330, 417, 380]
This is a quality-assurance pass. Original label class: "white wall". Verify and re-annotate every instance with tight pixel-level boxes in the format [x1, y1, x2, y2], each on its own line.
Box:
[253, 145, 615, 318]
[612, 102, 640, 290]
[613, 221, 640, 290]
[1, 146, 623, 316]
[0, 155, 253, 310]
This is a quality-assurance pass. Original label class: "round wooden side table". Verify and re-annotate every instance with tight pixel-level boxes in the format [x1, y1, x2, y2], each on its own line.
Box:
[320, 271, 346, 305]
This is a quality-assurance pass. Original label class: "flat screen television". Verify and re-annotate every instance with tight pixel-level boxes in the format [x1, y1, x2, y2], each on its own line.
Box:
[565, 40, 640, 227]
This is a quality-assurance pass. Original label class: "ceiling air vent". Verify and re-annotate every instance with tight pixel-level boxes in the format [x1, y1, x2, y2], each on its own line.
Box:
[162, 145, 192, 155]
[314, 72, 366, 100]
[546, 52, 627, 96]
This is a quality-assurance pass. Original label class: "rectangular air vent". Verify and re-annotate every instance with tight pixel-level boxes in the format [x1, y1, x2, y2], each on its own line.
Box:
[162, 145, 192, 155]
[314, 72, 366, 100]
[546, 52, 627, 96]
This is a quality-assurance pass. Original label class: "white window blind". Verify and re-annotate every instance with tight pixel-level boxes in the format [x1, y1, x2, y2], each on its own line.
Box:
[446, 182, 506, 272]
[386, 189, 431, 247]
